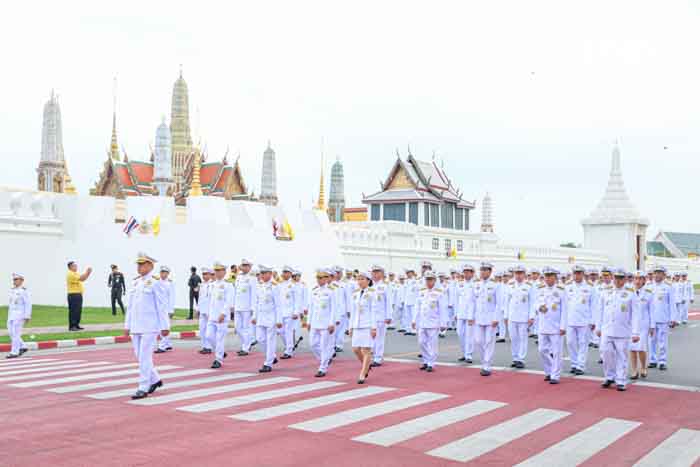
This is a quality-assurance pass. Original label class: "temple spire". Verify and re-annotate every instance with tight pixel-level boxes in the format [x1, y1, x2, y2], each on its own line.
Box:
[316, 154, 326, 210]
[109, 76, 120, 161]
[63, 163, 77, 195]
[480, 192, 494, 233]
[189, 147, 203, 197]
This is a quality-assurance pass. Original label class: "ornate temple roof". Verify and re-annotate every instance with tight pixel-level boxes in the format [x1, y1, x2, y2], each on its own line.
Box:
[582, 144, 649, 226]
[363, 152, 474, 209]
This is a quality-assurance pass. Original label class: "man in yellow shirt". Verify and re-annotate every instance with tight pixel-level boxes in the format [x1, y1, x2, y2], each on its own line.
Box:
[66, 261, 92, 331]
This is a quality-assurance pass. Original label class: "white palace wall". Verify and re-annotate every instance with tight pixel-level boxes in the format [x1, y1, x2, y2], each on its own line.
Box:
[0, 188, 343, 308]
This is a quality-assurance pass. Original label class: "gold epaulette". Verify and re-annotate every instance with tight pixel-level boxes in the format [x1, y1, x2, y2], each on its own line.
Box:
[556, 285, 565, 290]
[537, 283, 545, 288]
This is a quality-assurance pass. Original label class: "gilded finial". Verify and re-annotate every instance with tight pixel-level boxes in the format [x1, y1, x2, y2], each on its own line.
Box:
[189, 148, 203, 197]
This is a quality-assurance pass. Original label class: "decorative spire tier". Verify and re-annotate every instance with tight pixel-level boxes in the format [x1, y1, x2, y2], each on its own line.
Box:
[480, 192, 494, 233]
[37, 90, 68, 192]
[189, 147, 203, 197]
[260, 140, 278, 206]
[328, 156, 345, 222]
[170, 67, 193, 192]
[316, 155, 325, 210]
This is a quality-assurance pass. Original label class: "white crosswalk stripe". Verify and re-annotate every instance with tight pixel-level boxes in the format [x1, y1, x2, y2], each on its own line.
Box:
[10, 365, 181, 388]
[88, 373, 256, 400]
[129, 375, 295, 406]
[634, 429, 700, 467]
[290, 392, 448, 433]
[353, 400, 508, 447]
[0, 363, 130, 383]
[0, 358, 62, 367]
[515, 417, 641, 467]
[231, 386, 395, 422]
[427, 408, 570, 463]
[178, 381, 345, 413]
[48, 369, 214, 394]
[0, 360, 90, 376]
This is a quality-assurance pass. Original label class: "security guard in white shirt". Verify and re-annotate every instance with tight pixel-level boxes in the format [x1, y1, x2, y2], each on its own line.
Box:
[504, 264, 535, 369]
[6, 273, 31, 358]
[252, 265, 283, 373]
[208, 262, 235, 368]
[534, 267, 568, 384]
[565, 265, 596, 375]
[307, 269, 337, 377]
[233, 259, 257, 356]
[155, 266, 176, 353]
[125, 253, 170, 399]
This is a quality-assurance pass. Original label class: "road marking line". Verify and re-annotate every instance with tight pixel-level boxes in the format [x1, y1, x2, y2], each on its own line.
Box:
[232, 386, 395, 422]
[515, 417, 641, 466]
[88, 373, 255, 399]
[48, 369, 213, 393]
[177, 381, 344, 413]
[383, 357, 459, 367]
[128, 376, 294, 406]
[427, 408, 570, 463]
[0, 363, 128, 382]
[0, 358, 62, 367]
[0, 360, 89, 375]
[10, 365, 181, 388]
[634, 428, 700, 467]
[290, 392, 448, 433]
[353, 400, 507, 447]
[631, 381, 700, 392]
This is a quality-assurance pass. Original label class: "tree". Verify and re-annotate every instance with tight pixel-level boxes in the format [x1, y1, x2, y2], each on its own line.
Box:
[560, 242, 578, 248]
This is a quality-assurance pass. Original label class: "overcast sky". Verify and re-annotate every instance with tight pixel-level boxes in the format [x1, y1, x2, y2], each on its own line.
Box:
[2, 1, 698, 245]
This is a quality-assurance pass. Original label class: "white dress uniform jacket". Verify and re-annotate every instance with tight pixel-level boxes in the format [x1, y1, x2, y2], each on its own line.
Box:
[234, 273, 257, 311]
[277, 279, 297, 319]
[565, 280, 596, 327]
[415, 286, 448, 329]
[350, 287, 377, 329]
[505, 281, 536, 323]
[125, 275, 170, 334]
[208, 279, 235, 323]
[308, 285, 337, 329]
[469, 278, 502, 325]
[648, 280, 678, 324]
[8, 287, 32, 321]
[598, 287, 639, 339]
[253, 281, 282, 327]
[534, 284, 568, 334]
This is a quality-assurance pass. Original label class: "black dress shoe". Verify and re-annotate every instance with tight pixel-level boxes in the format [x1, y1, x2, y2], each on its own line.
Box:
[516, 362, 525, 369]
[148, 380, 163, 394]
[272, 358, 278, 365]
[458, 357, 467, 362]
[154, 348, 167, 354]
[417, 354, 422, 358]
[198, 349, 209, 354]
[69, 327, 79, 332]
[549, 379, 560, 385]
[19, 348, 28, 355]
[259, 365, 272, 373]
[357, 378, 365, 384]
[387, 326, 396, 330]
[616, 385, 626, 391]
[370, 362, 381, 368]
[601, 379, 614, 388]
[131, 390, 148, 400]
[496, 338, 506, 343]
[648, 362, 657, 368]
[250, 340, 258, 347]
[426, 366, 434, 373]
[592, 343, 599, 349]
[480, 369, 491, 376]
[76, 326, 85, 330]
[570, 368, 577, 374]
[211, 360, 222, 369]
[574, 369, 584, 376]
[659, 364, 667, 371]
[466, 358, 473, 364]
[238, 351, 249, 356]
[544, 375, 551, 381]
[5, 354, 18, 359]
[597, 358, 603, 364]
[315, 371, 326, 377]
[511, 362, 517, 368]
[419, 364, 428, 370]
[398, 329, 406, 333]
[335, 347, 343, 353]
[280, 354, 292, 359]
[333, 352, 337, 359]
[165, 347, 173, 351]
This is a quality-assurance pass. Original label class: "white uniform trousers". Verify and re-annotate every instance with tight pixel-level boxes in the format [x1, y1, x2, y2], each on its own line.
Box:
[394, 304, 404, 330]
[132, 333, 160, 392]
[198, 313, 210, 350]
[403, 305, 414, 332]
[508, 321, 529, 363]
[7, 319, 25, 356]
[234, 310, 253, 352]
[589, 325, 600, 345]
[207, 321, 229, 363]
[566, 326, 589, 371]
[498, 318, 507, 339]
[335, 313, 348, 349]
[310, 328, 333, 372]
[538, 333, 563, 381]
[373, 321, 387, 363]
[649, 323, 669, 365]
[474, 325, 496, 371]
[447, 307, 455, 329]
[280, 317, 296, 356]
[602, 335, 630, 385]
[256, 325, 277, 367]
[419, 328, 439, 367]
[680, 303, 689, 322]
[158, 316, 173, 351]
[456, 319, 474, 359]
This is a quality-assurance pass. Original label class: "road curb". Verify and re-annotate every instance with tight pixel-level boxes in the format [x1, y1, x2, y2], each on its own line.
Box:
[0, 331, 199, 353]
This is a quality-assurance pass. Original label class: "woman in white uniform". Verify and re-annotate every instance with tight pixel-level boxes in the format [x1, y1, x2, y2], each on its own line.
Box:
[349, 271, 377, 384]
[630, 271, 653, 379]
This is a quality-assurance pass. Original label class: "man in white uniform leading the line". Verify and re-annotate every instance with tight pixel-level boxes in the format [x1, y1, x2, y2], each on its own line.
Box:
[6, 273, 32, 359]
[251, 265, 283, 373]
[125, 252, 170, 400]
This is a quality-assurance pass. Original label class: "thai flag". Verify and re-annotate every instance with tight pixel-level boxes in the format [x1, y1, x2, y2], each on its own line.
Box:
[123, 216, 140, 237]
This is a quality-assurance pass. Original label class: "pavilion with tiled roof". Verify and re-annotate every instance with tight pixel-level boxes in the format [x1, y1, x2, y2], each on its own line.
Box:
[362, 151, 475, 230]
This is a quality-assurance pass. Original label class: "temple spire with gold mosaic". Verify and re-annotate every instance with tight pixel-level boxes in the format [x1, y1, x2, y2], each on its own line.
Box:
[170, 66, 193, 191]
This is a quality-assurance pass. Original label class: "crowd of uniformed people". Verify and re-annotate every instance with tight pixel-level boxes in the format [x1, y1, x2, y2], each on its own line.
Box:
[5, 253, 694, 400]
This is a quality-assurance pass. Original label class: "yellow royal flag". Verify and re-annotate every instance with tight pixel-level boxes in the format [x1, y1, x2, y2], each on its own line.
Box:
[450, 247, 457, 258]
[283, 220, 294, 240]
[152, 215, 161, 236]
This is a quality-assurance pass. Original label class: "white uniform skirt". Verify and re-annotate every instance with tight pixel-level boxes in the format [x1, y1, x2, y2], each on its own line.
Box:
[351, 328, 374, 348]
[630, 327, 649, 352]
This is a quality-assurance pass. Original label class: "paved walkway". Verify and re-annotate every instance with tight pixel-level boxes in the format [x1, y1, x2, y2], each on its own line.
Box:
[0, 319, 198, 336]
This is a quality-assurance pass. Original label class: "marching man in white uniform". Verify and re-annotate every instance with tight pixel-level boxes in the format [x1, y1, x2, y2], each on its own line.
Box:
[413, 271, 447, 372]
[468, 262, 502, 376]
[456, 264, 476, 363]
[598, 268, 640, 391]
[252, 265, 282, 373]
[370, 265, 392, 367]
[648, 266, 678, 371]
[124, 253, 170, 399]
[233, 259, 257, 356]
[277, 266, 299, 359]
[504, 264, 535, 369]
[403, 269, 419, 336]
[6, 273, 31, 358]
[197, 268, 213, 354]
[565, 265, 596, 375]
[307, 269, 337, 377]
[534, 267, 568, 384]
[208, 262, 235, 369]
[155, 266, 176, 353]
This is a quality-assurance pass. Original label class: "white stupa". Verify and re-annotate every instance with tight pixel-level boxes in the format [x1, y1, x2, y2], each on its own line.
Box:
[581, 143, 649, 270]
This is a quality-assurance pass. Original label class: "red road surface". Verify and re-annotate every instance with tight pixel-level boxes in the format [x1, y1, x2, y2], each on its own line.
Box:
[1, 347, 699, 466]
